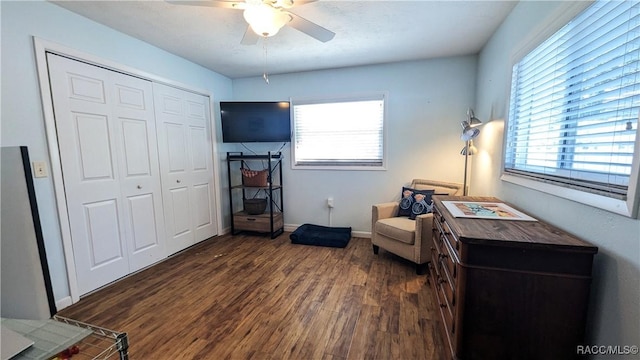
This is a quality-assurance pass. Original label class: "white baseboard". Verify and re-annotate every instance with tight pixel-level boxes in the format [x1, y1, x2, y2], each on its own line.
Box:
[352, 230, 371, 238]
[55, 296, 73, 311]
[221, 224, 371, 238]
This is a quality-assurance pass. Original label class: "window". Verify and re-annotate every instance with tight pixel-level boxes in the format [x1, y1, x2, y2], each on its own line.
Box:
[504, 0, 639, 216]
[291, 93, 386, 169]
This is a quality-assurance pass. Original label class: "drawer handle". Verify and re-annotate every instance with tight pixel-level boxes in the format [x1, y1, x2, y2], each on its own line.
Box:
[439, 253, 448, 260]
[247, 218, 256, 221]
[440, 303, 447, 308]
[438, 278, 446, 284]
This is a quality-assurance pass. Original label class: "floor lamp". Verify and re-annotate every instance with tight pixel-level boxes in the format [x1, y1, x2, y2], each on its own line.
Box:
[460, 109, 482, 196]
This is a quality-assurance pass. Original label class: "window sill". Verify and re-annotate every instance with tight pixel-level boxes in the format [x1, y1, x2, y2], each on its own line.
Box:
[292, 163, 386, 171]
[501, 173, 639, 218]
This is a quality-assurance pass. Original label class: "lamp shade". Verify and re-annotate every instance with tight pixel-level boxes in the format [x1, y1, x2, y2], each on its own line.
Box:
[459, 108, 483, 141]
[467, 109, 482, 127]
[460, 140, 478, 155]
[460, 122, 480, 141]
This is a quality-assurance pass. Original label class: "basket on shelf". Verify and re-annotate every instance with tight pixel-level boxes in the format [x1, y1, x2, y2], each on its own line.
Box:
[241, 168, 268, 187]
[244, 198, 267, 215]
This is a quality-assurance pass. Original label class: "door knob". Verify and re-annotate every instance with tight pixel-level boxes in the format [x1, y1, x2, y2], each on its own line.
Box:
[137, 185, 142, 189]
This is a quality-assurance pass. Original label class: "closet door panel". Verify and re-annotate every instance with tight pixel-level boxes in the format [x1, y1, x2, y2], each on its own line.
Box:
[154, 83, 216, 253]
[75, 114, 115, 180]
[127, 193, 159, 251]
[48, 54, 130, 295]
[190, 127, 207, 170]
[186, 98, 206, 121]
[154, 84, 195, 254]
[84, 199, 123, 267]
[47, 54, 166, 294]
[67, 72, 106, 103]
[166, 123, 188, 173]
[183, 91, 216, 241]
[112, 72, 166, 271]
[170, 187, 192, 234]
[121, 119, 151, 175]
[193, 183, 213, 230]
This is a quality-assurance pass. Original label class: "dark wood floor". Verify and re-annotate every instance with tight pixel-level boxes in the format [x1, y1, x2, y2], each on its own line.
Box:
[57, 233, 445, 359]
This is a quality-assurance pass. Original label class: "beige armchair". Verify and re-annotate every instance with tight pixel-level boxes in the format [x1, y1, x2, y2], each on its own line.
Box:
[371, 179, 464, 274]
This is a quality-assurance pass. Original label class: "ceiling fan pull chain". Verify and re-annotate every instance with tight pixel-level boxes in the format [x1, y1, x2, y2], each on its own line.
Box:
[263, 38, 270, 84]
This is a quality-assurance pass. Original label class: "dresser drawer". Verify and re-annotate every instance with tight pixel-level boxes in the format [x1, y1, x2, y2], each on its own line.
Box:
[432, 207, 458, 319]
[442, 219, 459, 250]
[439, 257, 456, 307]
[436, 278, 455, 335]
[439, 232, 457, 279]
[430, 246, 441, 278]
[434, 205, 459, 250]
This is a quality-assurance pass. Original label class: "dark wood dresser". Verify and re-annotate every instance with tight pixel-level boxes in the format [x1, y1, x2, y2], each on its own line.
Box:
[428, 196, 598, 360]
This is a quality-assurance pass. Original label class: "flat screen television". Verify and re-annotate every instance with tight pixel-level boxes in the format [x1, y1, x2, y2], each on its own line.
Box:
[220, 101, 291, 143]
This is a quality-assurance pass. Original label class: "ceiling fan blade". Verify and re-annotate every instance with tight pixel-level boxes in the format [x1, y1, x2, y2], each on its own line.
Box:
[241, 25, 260, 45]
[165, 0, 246, 9]
[270, 0, 315, 8]
[287, 12, 335, 42]
[292, 0, 317, 6]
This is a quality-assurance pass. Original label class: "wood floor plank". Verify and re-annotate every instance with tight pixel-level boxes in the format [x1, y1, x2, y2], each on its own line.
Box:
[56, 233, 446, 359]
[346, 304, 380, 360]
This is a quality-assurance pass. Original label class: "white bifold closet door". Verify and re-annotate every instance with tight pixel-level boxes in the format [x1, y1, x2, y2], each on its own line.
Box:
[47, 54, 166, 295]
[153, 83, 217, 255]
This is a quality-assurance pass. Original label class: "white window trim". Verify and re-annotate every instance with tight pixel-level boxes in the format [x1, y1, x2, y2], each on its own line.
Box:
[500, 1, 640, 218]
[290, 92, 388, 171]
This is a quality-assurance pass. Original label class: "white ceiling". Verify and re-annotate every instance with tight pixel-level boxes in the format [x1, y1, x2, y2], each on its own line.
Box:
[51, 0, 517, 79]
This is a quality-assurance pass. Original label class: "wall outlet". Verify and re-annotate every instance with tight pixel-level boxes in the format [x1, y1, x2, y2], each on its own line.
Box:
[327, 197, 334, 208]
[33, 161, 48, 178]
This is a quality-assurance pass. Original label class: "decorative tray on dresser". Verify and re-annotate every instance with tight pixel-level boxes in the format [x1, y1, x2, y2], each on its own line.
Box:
[428, 196, 598, 360]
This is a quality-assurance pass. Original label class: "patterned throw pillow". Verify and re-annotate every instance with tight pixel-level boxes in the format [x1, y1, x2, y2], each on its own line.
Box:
[409, 189, 435, 219]
[398, 187, 435, 219]
[398, 187, 415, 217]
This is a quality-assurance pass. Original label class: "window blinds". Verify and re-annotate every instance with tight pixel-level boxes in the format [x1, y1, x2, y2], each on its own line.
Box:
[292, 95, 385, 167]
[505, 0, 639, 198]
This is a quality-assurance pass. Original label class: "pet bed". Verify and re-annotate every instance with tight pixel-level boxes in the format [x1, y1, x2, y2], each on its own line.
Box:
[290, 224, 352, 248]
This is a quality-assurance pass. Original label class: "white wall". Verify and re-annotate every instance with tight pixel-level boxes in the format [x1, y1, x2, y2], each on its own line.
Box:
[0, 0, 232, 306]
[474, 1, 640, 355]
[231, 57, 477, 233]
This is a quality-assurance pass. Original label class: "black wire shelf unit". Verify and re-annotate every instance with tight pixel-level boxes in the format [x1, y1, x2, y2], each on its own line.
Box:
[227, 152, 284, 239]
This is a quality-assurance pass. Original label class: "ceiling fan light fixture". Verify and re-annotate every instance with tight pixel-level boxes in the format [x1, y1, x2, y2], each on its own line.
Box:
[274, 0, 294, 8]
[243, 3, 290, 37]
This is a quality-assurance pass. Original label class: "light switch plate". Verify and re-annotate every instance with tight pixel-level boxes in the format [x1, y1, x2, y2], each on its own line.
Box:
[33, 161, 48, 178]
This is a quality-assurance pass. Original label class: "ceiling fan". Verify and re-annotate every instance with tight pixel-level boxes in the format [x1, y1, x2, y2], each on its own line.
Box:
[166, 0, 335, 45]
